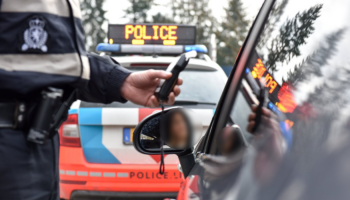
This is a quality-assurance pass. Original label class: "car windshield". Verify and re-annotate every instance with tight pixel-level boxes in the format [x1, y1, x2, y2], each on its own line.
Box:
[81, 69, 226, 108]
[204, 0, 350, 199]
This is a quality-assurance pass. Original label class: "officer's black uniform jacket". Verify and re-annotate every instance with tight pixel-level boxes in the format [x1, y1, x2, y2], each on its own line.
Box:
[0, 1, 132, 199]
[0, 0, 131, 103]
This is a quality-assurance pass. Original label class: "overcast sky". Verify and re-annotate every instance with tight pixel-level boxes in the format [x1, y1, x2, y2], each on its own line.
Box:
[103, 0, 264, 27]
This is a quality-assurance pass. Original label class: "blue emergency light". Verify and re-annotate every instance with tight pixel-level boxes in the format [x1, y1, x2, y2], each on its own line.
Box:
[184, 45, 207, 53]
[96, 43, 120, 52]
[95, 43, 208, 54]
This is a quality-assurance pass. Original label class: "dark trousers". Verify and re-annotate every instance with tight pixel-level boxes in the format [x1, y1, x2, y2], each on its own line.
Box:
[0, 129, 59, 200]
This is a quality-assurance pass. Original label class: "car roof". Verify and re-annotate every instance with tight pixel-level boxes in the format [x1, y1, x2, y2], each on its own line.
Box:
[113, 56, 223, 71]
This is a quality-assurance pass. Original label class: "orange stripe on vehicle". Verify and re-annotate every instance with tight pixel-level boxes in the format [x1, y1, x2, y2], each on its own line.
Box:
[130, 128, 135, 143]
[138, 108, 161, 122]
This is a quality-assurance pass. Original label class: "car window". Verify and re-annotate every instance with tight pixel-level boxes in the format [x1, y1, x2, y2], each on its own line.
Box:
[229, 90, 253, 142]
[177, 70, 226, 103]
[204, 0, 350, 199]
[81, 69, 226, 108]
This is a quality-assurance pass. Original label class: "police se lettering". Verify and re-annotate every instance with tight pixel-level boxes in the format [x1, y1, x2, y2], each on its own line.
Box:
[164, 172, 168, 179]
[159, 26, 168, 40]
[156, 172, 162, 179]
[265, 74, 277, 93]
[134, 25, 142, 39]
[146, 172, 150, 179]
[125, 25, 133, 39]
[137, 172, 144, 179]
[253, 59, 266, 79]
[143, 25, 151, 40]
[269, 81, 277, 93]
[168, 26, 178, 40]
[130, 172, 135, 178]
[152, 26, 159, 40]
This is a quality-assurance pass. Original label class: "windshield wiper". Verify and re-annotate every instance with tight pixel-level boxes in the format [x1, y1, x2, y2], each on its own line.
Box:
[173, 100, 217, 105]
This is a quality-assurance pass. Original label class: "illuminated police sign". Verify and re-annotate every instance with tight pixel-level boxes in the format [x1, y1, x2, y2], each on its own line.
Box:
[247, 51, 279, 96]
[246, 51, 297, 114]
[108, 24, 196, 45]
[251, 58, 278, 94]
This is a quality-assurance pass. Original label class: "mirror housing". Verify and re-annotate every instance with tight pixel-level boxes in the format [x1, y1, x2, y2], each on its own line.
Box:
[133, 107, 199, 177]
[133, 107, 195, 155]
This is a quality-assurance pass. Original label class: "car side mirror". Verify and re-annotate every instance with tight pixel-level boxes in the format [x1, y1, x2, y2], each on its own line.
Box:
[133, 107, 199, 155]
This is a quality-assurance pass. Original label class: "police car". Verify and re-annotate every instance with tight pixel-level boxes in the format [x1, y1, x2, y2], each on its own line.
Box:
[58, 24, 227, 200]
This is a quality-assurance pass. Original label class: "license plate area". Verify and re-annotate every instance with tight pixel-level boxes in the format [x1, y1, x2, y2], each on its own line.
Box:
[123, 128, 135, 145]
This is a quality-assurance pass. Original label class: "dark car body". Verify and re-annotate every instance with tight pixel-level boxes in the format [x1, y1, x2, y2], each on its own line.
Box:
[134, 0, 350, 199]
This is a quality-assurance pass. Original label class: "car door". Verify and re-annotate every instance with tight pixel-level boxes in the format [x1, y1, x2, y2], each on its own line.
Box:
[133, 0, 350, 199]
[177, 0, 278, 199]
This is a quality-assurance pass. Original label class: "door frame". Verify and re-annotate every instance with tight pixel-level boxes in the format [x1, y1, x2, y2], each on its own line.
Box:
[198, 0, 277, 154]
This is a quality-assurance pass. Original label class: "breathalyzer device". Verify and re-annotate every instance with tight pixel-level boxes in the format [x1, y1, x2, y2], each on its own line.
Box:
[155, 50, 197, 101]
[252, 78, 268, 133]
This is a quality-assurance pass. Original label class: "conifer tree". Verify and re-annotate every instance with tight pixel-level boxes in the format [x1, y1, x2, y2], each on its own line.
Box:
[80, 0, 107, 52]
[215, 0, 249, 66]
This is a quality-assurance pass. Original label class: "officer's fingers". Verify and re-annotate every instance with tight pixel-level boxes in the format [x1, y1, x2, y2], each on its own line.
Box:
[270, 111, 279, 121]
[177, 78, 183, 86]
[262, 108, 272, 118]
[152, 96, 160, 107]
[251, 105, 258, 112]
[248, 113, 256, 121]
[147, 69, 172, 80]
[247, 121, 255, 133]
[147, 95, 160, 108]
[165, 92, 176, 105]
[173, 86, 181, 97]
[251, 105, 272, 118]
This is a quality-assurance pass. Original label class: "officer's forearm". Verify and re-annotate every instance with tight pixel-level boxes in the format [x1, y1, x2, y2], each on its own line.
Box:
[77, 53, 131, 104]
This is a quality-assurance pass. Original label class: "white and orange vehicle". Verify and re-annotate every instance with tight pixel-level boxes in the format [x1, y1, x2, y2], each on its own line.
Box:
[58, 23, 227, 200]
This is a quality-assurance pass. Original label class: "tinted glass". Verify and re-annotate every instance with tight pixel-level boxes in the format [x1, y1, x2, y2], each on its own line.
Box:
[200, 1, 350, 199]
[229, 90, 253, 141]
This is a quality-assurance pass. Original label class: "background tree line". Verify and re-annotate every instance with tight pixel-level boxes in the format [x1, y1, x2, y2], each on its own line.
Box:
[79, 0, 249, 66]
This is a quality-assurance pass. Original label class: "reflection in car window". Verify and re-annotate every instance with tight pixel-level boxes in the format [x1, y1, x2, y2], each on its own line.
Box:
[229, 91, 253, 141]
[205, 1, 350, 200]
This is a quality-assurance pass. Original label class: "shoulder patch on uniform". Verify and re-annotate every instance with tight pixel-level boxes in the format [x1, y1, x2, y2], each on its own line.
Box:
[21, 16, 48, 52]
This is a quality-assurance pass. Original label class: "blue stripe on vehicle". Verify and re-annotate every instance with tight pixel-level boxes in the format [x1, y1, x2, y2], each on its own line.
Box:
[78, 108, 102, 125]
[213, 109, 216, 115]
[69, 109, 78, 115]
[79, 125, 121, 164]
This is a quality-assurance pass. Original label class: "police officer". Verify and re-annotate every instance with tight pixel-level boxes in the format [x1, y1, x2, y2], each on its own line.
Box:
[0, 1, 182, 199]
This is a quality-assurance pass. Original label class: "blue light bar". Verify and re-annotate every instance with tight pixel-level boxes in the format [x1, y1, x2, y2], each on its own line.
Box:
[184, 45, 208, 53]
[96, 43, 120, 52]
[245, 68, 250, 74]
[96, 43, 208, 54]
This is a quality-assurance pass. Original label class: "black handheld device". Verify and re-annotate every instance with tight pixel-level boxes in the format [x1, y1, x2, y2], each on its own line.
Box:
[155, 51, 197, 102]
[252, 78, 268, 133]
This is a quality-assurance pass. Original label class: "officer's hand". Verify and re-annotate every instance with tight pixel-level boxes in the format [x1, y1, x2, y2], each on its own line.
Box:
[120, 69, 183, 107]
[247, 105, 284, 184]
[247, 105, 277, 134]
